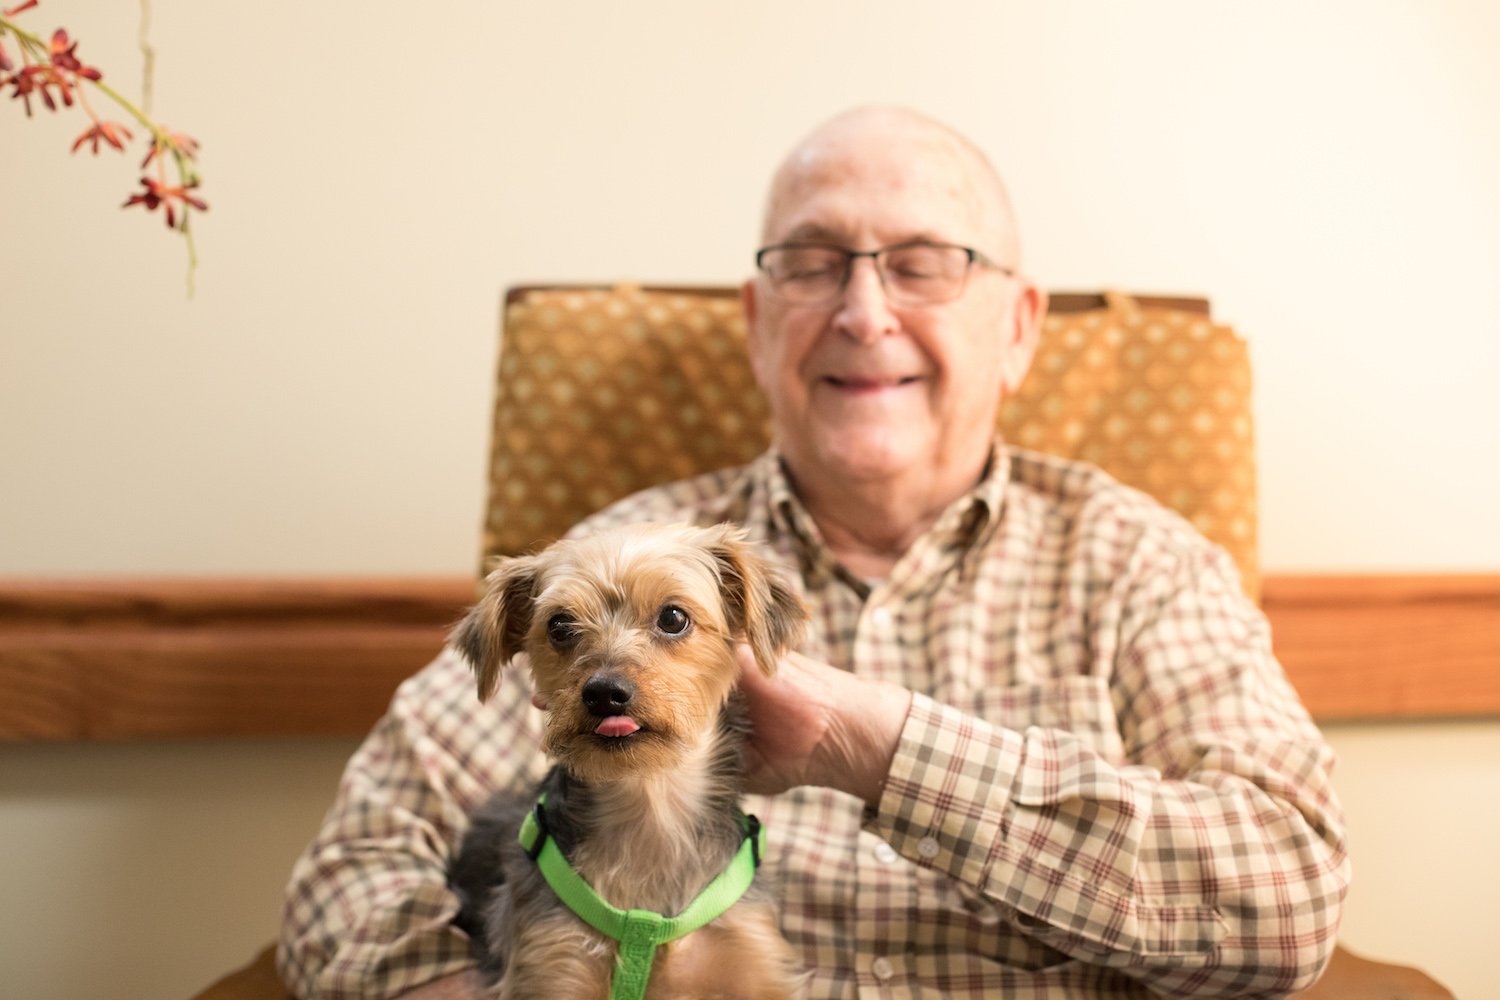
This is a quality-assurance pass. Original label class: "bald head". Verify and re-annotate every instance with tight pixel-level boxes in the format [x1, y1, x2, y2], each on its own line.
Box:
[762, 106, 1021, 266]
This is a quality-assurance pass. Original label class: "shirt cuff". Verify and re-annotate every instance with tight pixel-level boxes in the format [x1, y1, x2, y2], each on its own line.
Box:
[865, 691, 1023, 889]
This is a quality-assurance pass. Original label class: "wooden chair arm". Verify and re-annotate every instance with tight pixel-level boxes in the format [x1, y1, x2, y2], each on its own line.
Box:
[190, 945, 288, 1000]
[1295, 944, 1456, 999]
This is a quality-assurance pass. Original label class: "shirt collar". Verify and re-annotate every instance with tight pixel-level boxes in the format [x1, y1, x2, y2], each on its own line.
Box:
[749, 440, 1011, 586]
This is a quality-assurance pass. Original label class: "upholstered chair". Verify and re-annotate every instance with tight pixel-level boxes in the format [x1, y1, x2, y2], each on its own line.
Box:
[191, 286, 1450, 1000]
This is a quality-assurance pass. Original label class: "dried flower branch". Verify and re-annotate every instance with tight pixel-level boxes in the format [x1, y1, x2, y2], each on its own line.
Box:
[2, 0, 204, 292]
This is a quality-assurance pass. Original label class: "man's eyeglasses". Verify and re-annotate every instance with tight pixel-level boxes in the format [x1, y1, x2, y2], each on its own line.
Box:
[754, 241, 1013, 306]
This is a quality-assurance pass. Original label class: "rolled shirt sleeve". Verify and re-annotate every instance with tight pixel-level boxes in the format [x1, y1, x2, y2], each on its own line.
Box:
[868, 544, 1348, 997]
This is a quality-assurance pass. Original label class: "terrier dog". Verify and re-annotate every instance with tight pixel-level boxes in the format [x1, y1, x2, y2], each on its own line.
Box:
[448, 522, 810, 1000]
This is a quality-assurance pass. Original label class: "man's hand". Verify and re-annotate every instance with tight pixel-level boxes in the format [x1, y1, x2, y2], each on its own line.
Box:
[734, 645, 912, 806]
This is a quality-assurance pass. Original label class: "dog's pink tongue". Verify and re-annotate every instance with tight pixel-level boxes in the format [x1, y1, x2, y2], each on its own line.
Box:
[594, 716, 640, 738]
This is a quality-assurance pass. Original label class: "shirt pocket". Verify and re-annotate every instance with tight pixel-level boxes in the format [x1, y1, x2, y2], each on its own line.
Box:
[958, 675, 1126, 766]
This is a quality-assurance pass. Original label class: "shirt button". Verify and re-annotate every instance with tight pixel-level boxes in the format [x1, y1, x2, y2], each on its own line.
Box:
[917, 836, 940, 860]
[874, 842, 898, 864]
[869, 606, 892, 628]
[871, 956, 894, 982]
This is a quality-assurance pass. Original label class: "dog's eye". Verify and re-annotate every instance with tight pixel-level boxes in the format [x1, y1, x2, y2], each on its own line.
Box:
[655, 605, 690, 635]
[546, 613, 579, 648]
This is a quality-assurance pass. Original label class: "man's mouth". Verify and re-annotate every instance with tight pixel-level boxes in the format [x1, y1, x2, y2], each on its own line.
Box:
[823, 375, 921, 390]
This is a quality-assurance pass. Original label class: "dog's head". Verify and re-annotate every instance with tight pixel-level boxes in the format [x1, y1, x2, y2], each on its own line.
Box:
[450, 522, 806, 779]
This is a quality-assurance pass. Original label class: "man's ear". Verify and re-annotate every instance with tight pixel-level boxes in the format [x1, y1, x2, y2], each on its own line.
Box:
[449, 555, 540, 702]
[999, 280, 1047, 395]
[708, 524, 807, 676]
[741, 278, 772, 395]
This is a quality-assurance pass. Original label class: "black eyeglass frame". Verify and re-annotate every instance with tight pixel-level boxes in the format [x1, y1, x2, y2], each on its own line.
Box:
[753, 240, 1015, 304]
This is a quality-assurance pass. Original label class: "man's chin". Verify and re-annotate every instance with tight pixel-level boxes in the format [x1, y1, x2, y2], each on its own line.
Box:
[803, 430, 930, 484]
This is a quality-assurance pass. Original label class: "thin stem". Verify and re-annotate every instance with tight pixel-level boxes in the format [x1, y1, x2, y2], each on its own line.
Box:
[0, 15, 44, 52]
[89, 75, 161, 141]
[183, 220, 198, 298]
[71, 66, 103, 124]
[137, 0, 153, 115]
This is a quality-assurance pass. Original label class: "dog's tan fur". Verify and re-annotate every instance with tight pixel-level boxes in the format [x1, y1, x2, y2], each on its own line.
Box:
[451, 522, 809, 1000]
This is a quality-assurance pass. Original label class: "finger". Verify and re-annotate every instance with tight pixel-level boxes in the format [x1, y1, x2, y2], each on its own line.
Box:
[734, 642, 776, 694]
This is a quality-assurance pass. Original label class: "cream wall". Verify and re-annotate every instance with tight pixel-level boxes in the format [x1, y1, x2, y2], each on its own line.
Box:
[2, 1, 1496, 997]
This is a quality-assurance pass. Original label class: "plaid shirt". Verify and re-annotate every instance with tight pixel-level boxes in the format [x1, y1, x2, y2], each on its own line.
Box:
[280, 445, 1348, 999]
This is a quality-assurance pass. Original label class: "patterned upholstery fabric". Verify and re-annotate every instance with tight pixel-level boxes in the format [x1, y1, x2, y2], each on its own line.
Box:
[483, 285, 1258, 598]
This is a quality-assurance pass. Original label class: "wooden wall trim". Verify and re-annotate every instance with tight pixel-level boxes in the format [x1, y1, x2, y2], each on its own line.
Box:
[0, 578, 476, 742]
[1, 574, 1496, 742]
[1258, 574, 1500, 722]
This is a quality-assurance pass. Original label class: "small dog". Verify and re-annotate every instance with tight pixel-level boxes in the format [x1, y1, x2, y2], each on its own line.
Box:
[448, 522, 810, 1000]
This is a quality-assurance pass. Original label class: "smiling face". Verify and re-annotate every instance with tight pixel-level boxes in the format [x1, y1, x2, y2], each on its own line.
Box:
[744, 109, 1042, 497]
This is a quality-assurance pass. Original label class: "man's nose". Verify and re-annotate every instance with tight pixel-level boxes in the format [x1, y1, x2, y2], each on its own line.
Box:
[833, 256, 899, 343]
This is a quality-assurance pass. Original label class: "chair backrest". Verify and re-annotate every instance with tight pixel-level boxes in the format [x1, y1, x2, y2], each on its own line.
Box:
[483, 285, 1258, 597]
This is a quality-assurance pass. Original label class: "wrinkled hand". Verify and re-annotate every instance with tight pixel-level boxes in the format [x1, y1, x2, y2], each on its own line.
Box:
[734, 645, 912, 806]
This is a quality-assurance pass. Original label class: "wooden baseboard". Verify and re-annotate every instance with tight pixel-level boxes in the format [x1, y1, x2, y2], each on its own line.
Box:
[0, 574, 1495, 742]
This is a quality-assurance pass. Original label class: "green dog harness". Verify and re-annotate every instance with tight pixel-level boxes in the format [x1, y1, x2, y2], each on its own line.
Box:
[517, 795, 766, 1000]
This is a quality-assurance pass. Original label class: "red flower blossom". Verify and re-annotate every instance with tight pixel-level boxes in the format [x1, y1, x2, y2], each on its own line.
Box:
[8, 63, 72, 116]
[2, 1, 41, 16]
[123, 175, 208, 230]
[141, 127, 201, 168]
[0, 40, 13, 74]
[47, 28, 99, 80]
[72, 119, 132, 154]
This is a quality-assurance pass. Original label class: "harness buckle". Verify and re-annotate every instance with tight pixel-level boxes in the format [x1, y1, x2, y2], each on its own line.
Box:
[525, 801, 550, 862]
[745, 813, 762, 869]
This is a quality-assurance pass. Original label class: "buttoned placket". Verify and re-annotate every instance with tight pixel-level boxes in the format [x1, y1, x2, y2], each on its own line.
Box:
[852, 581, 919, 998]
[766, 451, 1001, 996]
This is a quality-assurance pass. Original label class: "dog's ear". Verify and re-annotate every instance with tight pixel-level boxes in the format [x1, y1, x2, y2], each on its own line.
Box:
[449, 554, 541, 702]
[707, 525, 807, 676]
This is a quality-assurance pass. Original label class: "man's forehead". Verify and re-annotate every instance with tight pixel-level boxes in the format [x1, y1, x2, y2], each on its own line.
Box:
[777, 218, 957, 248]
[762, 113, 1013, 257]
[765, 146, 988, 246]
[777, 124, 972, 197]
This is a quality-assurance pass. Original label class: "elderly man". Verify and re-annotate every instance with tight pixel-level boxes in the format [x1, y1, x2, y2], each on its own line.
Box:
[280, 107, 1348, 999]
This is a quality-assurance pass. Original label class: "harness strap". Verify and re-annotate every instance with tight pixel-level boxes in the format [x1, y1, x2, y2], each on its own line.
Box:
[517, 795, 766, 1000]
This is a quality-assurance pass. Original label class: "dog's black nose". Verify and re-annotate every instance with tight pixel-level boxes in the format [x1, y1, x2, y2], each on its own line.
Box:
[581, 674, 635, 716]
